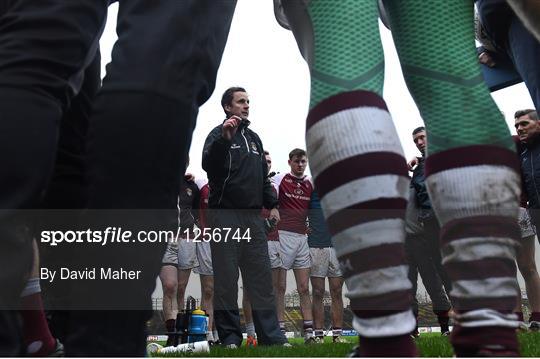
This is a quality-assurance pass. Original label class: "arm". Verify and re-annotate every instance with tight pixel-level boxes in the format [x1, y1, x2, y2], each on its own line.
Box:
[198, 185, 210, 230]
[202, 125, 230, 175]
[191, 183, 201, 225]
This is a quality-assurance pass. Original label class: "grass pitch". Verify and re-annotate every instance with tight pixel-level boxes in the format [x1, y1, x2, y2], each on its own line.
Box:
[149, 332, 540, 357]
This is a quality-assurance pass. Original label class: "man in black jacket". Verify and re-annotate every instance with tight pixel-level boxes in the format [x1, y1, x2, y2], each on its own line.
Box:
[406, 126, 452, 337]
[516, 109, 540, 241]
[409, 127, 452, 293]
[202, 87, 287, 348]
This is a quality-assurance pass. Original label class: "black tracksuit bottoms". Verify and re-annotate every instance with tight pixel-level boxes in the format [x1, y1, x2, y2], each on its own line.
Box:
[210, 210, 287, 347]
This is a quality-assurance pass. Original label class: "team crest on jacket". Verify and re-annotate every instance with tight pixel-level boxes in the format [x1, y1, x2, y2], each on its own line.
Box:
[186, 188, 192, 197]
[250, 142, 260, 155]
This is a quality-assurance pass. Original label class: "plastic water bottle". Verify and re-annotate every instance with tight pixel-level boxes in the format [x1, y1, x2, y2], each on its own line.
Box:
[188, 308, 208, 343]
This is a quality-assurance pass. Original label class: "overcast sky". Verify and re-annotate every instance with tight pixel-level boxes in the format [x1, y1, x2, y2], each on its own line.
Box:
[101, 1, 535, 180]
[100, 1, 537, 302]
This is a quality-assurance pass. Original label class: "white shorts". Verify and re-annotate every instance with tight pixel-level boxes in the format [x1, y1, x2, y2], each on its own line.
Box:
[162, 238, 198, 270]
[310, 247, 343, 278]
[193, 241, 213, 276]
[279, 230, 311, 270]
[519, 207, 536, 239]
[267, 241, 283, 269]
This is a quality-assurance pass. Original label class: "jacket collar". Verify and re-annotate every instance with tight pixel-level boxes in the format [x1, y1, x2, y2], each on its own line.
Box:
[525, 135, 540, 149]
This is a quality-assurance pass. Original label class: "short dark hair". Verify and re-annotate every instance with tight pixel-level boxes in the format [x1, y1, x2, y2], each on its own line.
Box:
[289, 148, 306, 159]
[412, 126, 425, 136]
[221, 86, 246, 111]
[514, 109, 538, 121]
[264, 150, 269, 156]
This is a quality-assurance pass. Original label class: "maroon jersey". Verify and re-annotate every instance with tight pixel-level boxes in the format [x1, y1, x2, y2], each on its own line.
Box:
[274, 173, 313, 234]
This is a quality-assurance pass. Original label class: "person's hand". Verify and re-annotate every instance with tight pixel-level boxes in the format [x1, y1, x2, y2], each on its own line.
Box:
[478, 51, 496, 68]
[222, 115, 241, 141]
[407, 156, 419, 171]
[269, 208, 280, 224]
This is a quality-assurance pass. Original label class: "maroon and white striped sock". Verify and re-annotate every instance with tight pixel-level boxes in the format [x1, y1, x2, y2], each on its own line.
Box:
[306, 91, 416, 355]
[425, 145, 521, 354]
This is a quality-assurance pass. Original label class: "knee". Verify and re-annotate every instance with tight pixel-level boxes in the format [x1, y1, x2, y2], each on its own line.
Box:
[202, 284, 214, 300]
[162, 279, 177, 297]
[312, 286, 325, 300]
[297, 282, 310, 296]
[330, 287, 342, 301]
[519, 263, 540, 280]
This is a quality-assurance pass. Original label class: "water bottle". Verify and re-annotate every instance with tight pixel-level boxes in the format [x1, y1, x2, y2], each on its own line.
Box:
[188, 308, 208, 343]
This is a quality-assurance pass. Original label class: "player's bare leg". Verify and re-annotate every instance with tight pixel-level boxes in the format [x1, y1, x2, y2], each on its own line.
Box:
[329, 276, 344, 342]
[293, 268, 314, 342]
[159, 265, 178, 344]
[199, 275, 216, 341]
[310, 276, 325, 342]
[176, 268, 191, 312]
[276, 267, 287, 334]
[516, 234, 540, 327]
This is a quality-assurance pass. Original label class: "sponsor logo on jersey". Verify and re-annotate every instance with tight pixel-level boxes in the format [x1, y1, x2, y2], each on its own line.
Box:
[284, 192, 310, 201]
[294, 188, 304, 195]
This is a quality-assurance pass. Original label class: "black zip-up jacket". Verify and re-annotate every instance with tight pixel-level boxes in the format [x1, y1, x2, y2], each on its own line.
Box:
[520, 137, 540, 209]
[410, 156, 434, 221]
[202, 119, 278, 210]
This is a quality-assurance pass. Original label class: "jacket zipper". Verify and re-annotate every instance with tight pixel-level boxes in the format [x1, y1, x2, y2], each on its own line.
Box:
[241, 128, 250, 153]
[218, 150, 232, 206]
[530, 151, 540, 205]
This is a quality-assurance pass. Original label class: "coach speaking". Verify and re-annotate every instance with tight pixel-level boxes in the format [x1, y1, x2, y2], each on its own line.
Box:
[202, 87, 287, 347]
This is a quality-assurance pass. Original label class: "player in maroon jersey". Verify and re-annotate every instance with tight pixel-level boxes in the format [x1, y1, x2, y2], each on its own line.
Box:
[194, 181, 220, 343]
[273, 149, 316, 343]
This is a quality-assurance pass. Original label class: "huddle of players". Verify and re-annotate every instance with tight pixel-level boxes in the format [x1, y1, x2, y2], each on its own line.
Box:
[159, 148, 346, 345]
[162, 123, 540, 347]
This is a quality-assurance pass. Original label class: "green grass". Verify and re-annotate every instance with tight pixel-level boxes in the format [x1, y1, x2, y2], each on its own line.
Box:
[149, 332, 540, 357]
